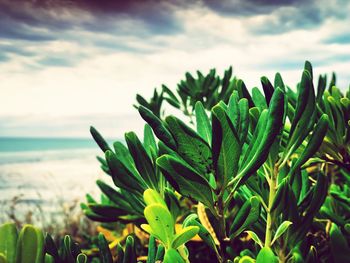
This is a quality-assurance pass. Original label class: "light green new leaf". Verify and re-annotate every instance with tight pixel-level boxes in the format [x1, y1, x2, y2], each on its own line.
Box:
[256, 247, 278, 263]
[245, 231, 263, 248]
[15, 225, 44, 263]
[0, 222, 17, 263]
[143, 204, 175, 248]
[143, 189, 167, 208]
[238, 256, 255, 263]
[163, 248, 185, 263]
[76, 254, 87, 263]
[271, 221, 293, 245]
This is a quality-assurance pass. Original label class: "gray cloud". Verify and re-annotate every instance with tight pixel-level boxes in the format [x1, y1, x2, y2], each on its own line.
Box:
[37, 56, 77, 67]
[324, 33, 350, 44]
[201, 0, 303, 16]
[0, 0, 349, 70]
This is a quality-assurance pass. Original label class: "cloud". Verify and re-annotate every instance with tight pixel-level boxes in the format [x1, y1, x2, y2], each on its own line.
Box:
[0, 0, 349, 138]
[0, 113, 144, 138]
[324, 33, 350, 44]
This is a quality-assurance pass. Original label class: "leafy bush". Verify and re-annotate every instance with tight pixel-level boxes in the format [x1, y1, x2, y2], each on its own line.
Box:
[86, 61, 350, 262]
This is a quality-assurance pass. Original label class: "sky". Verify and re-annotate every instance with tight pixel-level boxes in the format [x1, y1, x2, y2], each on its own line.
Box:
[0, 0, 349, 138]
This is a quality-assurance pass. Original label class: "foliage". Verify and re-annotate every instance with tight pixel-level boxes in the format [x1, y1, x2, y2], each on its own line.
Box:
[85, 61, 350, 262]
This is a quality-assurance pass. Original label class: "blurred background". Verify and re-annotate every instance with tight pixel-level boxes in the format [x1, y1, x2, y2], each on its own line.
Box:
[0, 0, 349, 238]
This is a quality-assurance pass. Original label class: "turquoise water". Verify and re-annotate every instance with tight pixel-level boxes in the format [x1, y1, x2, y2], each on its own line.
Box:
[0, 137, 97, 152]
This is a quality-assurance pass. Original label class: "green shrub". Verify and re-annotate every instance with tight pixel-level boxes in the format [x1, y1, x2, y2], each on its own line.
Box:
[86, 61, 350, 262]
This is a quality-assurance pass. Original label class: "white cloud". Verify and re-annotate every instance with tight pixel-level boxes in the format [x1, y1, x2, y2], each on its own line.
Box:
[0, 2, 349, 137]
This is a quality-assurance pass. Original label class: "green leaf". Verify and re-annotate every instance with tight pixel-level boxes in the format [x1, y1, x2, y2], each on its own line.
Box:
[147, 236, 157, 263]
[97, 233, 113, 263]
[182, 214, 218, 253]
[76, 254, 87, 263]
[171, 226, 199, 249]
[125, 132, 158, 189]
[105, 150, 147, 194]
[284, 70, 316, 162]
[238, 99, 249, 143]
[155, 244, 165, 261]
[96, 180, 133, 211]
[212, 104, 241, 188]
[90, 126, 111, 153]
[288, 114, 328, 179]
[142, 204, 175, 248]
[156, 155, 215, 210]
[238, 255, 255, 263]
[330, 223, 350, 262]
[164, 97, 181, 109]
[274, 72, 285, 91]
[0, 222, 17, 263]
[237, 88, 284, 185]
[261, 76, 274, 105]
[88, 204, 128, 218]
[162, 85, 179, 104]
[271, 221, 292, 245]
[116, 244, 124, 263]
[229, 196, 261, 238]
[165, 116, 212, 176]
[123, 236, 136, 263]
[143, 189, 167, 208]
[144, 124, 158, 160]
[112, 142, 138, 175]
[252, 87, 267, 110]
[138, 105, 176, 150]
[245, 231, 263, 248]
[227, 91, 240, 128]
[270, 179, 287, 213]
[136, 94, 150, 108]
[163, 248, 184, 263]
[290, 70, 313, 134]
[15, 225, 44, 263]
[195, 101, 212, 145]
[0, 254, 7, 263]
[256, 247, 278, 263]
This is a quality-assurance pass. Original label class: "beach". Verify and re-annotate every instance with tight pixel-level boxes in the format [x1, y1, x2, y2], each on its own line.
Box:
[0, 138, 112, 226]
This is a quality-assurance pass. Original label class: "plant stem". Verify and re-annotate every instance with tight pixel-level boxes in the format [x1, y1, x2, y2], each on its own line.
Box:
[265, 165, 278, 248]
[216, 189, 227, 262]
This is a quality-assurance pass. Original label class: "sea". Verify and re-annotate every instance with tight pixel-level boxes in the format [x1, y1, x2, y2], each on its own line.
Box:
[0, 137, 116, 226]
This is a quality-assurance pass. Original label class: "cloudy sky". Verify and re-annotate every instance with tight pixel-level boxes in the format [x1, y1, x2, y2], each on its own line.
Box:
[0, 0, 349, 138]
